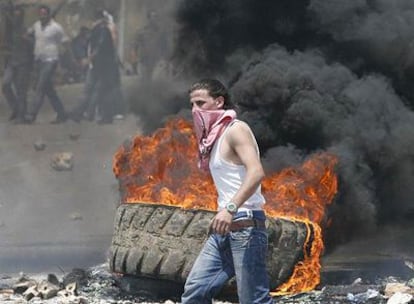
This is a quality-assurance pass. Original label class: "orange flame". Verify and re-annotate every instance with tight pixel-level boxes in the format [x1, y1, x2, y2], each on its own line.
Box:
[113, 119, 217, 209]
[113, 118, 338, 294]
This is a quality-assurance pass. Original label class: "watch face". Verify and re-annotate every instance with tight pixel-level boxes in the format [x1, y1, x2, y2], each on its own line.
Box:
[226, 202, 237, 213]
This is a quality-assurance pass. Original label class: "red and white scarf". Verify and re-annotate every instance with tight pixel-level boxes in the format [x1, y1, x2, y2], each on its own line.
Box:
[192, 108, 237, 171]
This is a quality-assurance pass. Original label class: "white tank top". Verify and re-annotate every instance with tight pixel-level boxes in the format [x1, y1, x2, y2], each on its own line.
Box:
[209, 120, 265, 211]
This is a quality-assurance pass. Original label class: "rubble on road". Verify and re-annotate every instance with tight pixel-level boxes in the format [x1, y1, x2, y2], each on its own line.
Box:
[0, 263, 413, 304]
[50, 152, 74, 171]
[34, 140, 47, 151]
[0, 264, 183, 304]
[69, 132, 81, 141]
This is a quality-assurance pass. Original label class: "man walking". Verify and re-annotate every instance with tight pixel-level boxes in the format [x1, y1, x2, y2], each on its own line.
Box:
[1, 5, 32, 123]
[25, 5, 68, 124]
[69, 9, 118, 124]
[182, 79, 273, 304]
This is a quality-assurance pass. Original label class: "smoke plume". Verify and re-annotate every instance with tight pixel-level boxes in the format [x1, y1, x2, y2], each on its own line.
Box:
[171, 0, 414, 249]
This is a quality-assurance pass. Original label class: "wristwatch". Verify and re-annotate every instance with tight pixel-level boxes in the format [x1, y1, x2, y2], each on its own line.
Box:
[225, 201, 238, 214]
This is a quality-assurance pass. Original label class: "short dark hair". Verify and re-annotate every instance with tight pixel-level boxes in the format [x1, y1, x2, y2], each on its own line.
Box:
[38, 4, 51, 15]
[189, 79, 234, 109]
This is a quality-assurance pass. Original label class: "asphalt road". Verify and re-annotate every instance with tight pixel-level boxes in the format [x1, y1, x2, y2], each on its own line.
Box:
[0, 78, 141, 275]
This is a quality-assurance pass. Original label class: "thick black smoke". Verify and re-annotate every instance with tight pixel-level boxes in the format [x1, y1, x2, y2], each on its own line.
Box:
[174, 0, 414, 108]
[173, 0, 313, 76]
[308, 0, 414, 109]
[232, 46, 414, 247]
[172, 0, 414, 249]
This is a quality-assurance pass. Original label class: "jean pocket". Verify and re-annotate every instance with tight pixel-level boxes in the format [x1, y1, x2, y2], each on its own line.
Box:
[230, 228, 268, 247]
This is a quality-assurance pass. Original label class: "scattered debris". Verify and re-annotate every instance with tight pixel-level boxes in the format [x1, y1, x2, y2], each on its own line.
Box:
[69, 132, 81, 141]
[405, 261, 414, 272]
[51, 152, 74, 171]
[387, 292, 413, 304]
[34, 139, 47, 151]
[69, 212, 83, 221]
[347, 288, 380, 303]
[0, 263, 413, 304]
[0, 289, 13, 296]
[385, 283, 414, 297]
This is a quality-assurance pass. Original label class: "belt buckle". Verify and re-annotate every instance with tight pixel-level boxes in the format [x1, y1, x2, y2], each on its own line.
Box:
[246, 210, 253, 219]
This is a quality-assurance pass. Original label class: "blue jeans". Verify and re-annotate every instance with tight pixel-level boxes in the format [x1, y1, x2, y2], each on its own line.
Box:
[70, 67, 116, 122]
[181, 213, 273, 304]
[27, 60, 66, 119]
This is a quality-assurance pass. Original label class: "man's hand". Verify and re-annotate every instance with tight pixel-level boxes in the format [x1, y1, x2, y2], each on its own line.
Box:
[209, 209, 233, 235]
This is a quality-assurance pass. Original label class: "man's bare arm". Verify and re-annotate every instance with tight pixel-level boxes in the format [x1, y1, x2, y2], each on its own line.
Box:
[227, 122, 265, 208]
[210, 122, 265, 235]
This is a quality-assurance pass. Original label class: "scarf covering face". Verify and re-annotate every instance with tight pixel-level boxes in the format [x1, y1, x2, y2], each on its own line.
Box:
[192, 108, 237, 171]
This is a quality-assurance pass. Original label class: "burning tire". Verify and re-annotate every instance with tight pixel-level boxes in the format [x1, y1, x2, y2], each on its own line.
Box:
[109, 203, 310, 293]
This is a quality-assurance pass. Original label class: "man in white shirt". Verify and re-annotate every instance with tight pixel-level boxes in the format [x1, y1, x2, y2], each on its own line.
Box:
[182, 79, 273, 304]
[25, 5, 68, 124]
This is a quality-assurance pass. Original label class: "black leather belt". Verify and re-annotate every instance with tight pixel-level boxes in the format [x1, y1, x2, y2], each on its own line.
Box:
[230, 219, 266, 231]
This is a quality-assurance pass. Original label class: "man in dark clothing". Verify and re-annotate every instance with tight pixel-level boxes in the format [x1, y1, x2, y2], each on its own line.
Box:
[70, 26, 90, 82]
[58, 26, 90, 84]
[1, 5, 33, 123]
[70, 9, 118, 124]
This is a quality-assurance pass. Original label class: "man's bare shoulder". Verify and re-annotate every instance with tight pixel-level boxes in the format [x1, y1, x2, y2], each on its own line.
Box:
[227, 120, 254, 142]
[229, 120, 251, 132]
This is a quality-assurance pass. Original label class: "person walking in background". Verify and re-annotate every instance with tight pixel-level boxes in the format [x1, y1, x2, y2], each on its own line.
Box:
[24, 4, 69, 124]
[181, 79, 273, 304]
[69, 9, 118, 124]
[135, 10, 164, 79]
[1, 4, 33, 123]
[103, 10, 126, 120]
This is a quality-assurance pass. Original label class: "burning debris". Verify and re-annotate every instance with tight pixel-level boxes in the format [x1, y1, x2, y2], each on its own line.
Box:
[0, 0, 412, 302]
[170, 0, 414, 255]
[111, 118, 338, 295]
[109, 203, 311, 299]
